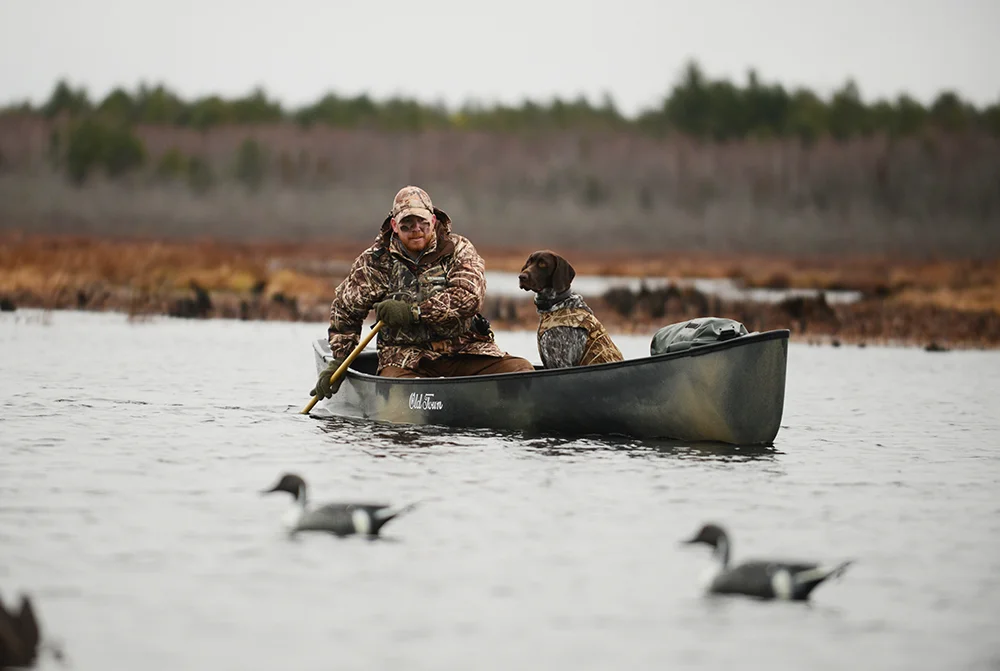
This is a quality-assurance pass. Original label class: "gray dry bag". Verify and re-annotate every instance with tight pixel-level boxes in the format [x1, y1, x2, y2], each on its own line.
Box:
[650, 317, 749, 355]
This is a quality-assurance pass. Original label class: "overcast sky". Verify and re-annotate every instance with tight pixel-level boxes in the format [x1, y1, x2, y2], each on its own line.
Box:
[1, 0, 997, 116]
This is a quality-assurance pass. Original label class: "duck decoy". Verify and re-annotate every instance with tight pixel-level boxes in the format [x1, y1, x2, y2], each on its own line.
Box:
[0, 592, 39, 670]
[682, 523, 854, 601]
[261, 472, 418, 537]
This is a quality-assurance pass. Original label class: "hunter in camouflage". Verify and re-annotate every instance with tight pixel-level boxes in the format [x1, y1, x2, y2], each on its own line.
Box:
[312, 186, 534, 396]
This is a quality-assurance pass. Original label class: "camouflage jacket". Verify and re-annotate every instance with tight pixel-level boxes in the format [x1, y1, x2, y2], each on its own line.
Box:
[328, 208, 505, 372]
[537, 295, 624, 367]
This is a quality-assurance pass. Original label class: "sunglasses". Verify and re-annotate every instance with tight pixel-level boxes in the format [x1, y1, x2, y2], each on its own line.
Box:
[396, 219, 432, 233]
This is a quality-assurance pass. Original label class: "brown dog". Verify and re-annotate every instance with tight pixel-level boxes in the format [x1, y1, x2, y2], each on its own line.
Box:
[518, 250, 624, 369]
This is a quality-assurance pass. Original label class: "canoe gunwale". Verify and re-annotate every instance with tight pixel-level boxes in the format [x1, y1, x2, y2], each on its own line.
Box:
[315, 329, 791, 386]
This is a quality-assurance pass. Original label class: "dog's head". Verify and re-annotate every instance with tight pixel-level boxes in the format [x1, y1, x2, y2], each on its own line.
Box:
[518, 250, 576, 294]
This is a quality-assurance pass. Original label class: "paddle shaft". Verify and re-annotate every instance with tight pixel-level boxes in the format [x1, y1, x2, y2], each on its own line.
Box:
[300, 321, 384, 414]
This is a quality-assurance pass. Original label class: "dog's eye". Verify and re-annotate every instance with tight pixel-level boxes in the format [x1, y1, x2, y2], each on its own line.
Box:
[538, 261, 547, 268]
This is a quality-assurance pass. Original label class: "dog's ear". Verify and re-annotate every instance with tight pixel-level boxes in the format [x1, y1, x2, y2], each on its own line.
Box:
[551, 254, 576, 293]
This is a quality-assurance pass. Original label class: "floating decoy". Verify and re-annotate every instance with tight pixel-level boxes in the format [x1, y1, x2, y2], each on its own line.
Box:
[0, 592, 40, 669]
[682, 523, 854, 601]
[261, 472, 418, 537]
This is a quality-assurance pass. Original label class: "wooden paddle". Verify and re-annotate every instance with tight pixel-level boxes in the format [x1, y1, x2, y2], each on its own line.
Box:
[300, 321, 384, 415]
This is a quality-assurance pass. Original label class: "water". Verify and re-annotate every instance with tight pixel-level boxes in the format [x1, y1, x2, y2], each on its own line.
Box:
[484, 270, 863, 304]
[1, 309, 998, 671]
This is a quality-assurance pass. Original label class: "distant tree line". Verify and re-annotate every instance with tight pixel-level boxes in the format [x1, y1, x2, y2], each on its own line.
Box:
[6, 60, 998, 139]
[3, 60, 997, 191]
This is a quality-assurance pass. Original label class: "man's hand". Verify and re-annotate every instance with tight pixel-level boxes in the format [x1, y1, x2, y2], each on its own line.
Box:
[310, 358, 346, 398]
[374, 299, 418, 327]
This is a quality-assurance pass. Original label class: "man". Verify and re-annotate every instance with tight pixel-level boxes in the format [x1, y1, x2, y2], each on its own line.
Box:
[311, 185, 535, 399]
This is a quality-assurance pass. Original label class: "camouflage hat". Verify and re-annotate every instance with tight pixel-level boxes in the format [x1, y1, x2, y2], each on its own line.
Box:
[390, 185, 434, 223]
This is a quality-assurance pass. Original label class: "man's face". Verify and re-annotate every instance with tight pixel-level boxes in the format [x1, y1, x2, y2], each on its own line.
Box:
[393, 214, 435, 255]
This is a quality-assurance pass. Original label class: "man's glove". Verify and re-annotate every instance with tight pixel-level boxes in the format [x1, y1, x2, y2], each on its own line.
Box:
[374, 299, 418, 327]
[310, 358, 346, 398]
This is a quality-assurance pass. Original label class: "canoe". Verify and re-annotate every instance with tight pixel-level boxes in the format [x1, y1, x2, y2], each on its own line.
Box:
[309, 329, 789, 445]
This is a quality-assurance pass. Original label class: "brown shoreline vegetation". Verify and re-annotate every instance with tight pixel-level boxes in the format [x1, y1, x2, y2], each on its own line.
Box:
[2, 233, 998, 351]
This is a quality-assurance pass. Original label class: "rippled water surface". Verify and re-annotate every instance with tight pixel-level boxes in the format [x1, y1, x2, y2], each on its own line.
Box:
[2, 309, 999, 671]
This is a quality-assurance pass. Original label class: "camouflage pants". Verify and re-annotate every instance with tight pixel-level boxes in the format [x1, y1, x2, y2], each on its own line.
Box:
[380, 354, 534, 378]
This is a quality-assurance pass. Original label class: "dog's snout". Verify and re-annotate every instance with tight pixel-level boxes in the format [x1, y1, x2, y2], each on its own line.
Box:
[518, 270, 533, 291]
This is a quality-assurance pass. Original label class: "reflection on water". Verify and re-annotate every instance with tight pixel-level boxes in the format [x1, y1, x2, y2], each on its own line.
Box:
[317, 415, 498, 449]
[318, 416, 780, 462]
[516, 434, 781, 462]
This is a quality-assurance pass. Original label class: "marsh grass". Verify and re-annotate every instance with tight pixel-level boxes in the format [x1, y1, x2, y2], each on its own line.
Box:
[1, 234, 997, 348]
